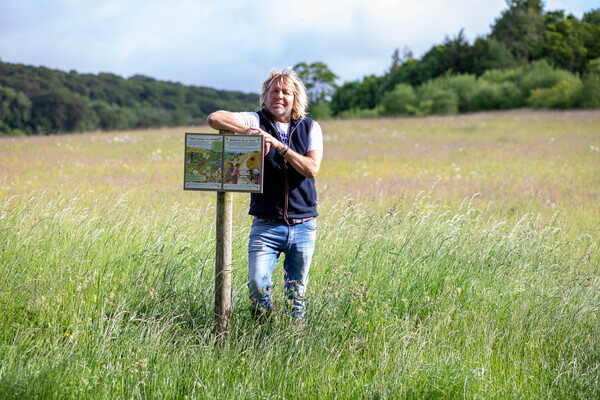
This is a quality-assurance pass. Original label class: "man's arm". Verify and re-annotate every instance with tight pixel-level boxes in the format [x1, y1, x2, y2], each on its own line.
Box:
[284, 149, 322, 179]
[208, 111, 321, 178]
[207, 110, 250, 134]
[208, 111, 272, 153]
[258, 130, 322, 178]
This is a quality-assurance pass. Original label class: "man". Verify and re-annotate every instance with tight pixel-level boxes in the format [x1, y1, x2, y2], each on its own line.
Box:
[207, 68, 323, 320]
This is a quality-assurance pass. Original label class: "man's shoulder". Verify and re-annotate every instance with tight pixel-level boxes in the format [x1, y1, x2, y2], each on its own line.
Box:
[300, 117, 322, 132]
[234, 111, 259, 117]
[233, 111, 259, 127]
[298, 116, 316, 127]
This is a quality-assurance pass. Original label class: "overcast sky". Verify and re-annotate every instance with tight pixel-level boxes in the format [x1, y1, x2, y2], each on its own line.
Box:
[0, 0, 597, 93]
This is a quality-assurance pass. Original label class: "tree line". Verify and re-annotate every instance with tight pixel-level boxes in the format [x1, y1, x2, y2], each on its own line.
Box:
[308, 1, 600, 118]
[0, 62, 258, 136]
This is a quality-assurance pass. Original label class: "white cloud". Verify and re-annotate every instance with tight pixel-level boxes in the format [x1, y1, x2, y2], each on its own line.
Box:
[0, 0, 597, 92]
[545, 0, 599, 18]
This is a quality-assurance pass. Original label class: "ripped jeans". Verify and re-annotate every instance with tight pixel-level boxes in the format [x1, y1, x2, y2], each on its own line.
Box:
[247, 217, 317, 319]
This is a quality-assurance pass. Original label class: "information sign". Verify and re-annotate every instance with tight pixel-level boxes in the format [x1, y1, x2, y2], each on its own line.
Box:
[184, 132, 264, 193]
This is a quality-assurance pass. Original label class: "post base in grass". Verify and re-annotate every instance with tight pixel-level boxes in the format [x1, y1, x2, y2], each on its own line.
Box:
[215, 191, 232, 336]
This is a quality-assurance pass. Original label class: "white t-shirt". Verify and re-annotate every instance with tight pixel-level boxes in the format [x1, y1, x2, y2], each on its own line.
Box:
[233, 111, 323, 153]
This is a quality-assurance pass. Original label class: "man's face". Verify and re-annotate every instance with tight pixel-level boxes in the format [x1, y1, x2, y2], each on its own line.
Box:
[266, 79, 294, 122]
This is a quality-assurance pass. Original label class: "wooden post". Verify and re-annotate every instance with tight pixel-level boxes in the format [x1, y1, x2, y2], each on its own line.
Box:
[215, 191, 232, 335]
[215, 130, 233, 336]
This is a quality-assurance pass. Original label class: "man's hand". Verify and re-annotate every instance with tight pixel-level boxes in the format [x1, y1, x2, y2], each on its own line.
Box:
[250, 127, 275, 154]
[250, 128, 321, 178]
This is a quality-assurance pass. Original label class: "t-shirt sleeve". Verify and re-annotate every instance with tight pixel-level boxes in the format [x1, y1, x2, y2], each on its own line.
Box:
[308, 121, 323, 153]
[232, 112, 260, 129]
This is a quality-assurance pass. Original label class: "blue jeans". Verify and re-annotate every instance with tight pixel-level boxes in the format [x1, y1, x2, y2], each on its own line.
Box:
[248, 217, 317, 319]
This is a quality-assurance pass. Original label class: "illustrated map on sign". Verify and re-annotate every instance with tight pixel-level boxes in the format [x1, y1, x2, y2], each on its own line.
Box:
[184, 133, 264, 193]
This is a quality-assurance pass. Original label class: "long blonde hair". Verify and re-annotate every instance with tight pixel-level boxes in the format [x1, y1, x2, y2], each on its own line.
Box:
[259, 68, 308, 120]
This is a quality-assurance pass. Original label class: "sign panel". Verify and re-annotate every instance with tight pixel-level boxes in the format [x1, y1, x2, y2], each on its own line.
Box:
[223, 136, 263, 192]
[184, 132, 264, 193]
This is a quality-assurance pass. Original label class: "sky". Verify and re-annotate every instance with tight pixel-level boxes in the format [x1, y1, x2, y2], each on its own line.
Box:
[0, 0, 598, 93]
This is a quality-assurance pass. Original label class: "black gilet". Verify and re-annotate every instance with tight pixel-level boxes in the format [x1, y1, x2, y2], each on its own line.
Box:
[249, 110, 318, 222]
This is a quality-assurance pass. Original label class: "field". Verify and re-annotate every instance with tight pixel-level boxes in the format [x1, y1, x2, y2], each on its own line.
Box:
[1, 110, 599, 399]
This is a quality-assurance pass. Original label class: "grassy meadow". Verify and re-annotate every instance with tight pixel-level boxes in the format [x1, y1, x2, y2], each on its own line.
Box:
[1, 110, 599, 398]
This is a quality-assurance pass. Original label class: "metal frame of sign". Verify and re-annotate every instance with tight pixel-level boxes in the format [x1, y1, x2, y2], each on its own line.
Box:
[183, 132, 264, 193]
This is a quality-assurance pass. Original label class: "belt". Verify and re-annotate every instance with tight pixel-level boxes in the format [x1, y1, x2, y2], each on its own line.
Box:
[255, 216, 315, 226]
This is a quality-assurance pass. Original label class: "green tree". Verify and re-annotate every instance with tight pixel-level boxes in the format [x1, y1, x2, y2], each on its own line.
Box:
[540, 12, 589, 72]
[470, 37, 518, 75]
[382, 57, 427, 91]
[389, 46, 413, 74]
[418, 30, 476, 81]
[578, 58, 600, 107]
[330, 81, 360, 115]
[389, 49, 402, 74]
[31, 90, 87, 133]
[0, 60, 259, 136]
[582, 9, 600, 61]
[490, 0, 546, 61]
[381, 83, 417, 115]
[354, 75, 381, 110]
[439, 29, 474, 74]
[0, 85, 32, 132]
[293, 62, 338, 104]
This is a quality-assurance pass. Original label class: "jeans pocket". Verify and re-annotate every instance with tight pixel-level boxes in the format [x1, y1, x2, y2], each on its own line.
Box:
[304, 218, 317, 231]
[253, 217, 270, 226]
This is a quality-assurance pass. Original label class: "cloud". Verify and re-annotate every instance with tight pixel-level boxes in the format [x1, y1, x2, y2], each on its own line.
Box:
[0, 0, 597, 92]
[545, 0, 599, 18]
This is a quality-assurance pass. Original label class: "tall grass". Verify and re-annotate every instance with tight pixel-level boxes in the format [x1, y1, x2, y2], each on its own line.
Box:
[1, 188, 598, 398]
[1, 112, 598, 398]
